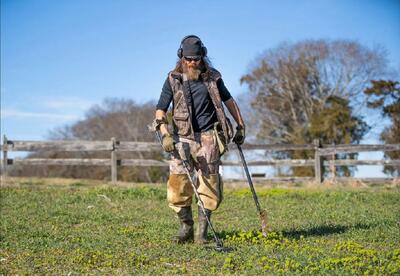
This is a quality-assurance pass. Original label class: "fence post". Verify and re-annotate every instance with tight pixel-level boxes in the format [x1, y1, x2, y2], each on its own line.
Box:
[314, 139, 323, 184]
[111, 137, 117, 184]
[331, 142, 336, 182]
[2, 135, 8, 181]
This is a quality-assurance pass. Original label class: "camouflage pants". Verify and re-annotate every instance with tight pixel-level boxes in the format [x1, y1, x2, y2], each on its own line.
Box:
[167, 130, 223, 213]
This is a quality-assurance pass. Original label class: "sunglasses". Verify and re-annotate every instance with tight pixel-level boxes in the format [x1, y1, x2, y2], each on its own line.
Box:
[184, 56, 201, 62]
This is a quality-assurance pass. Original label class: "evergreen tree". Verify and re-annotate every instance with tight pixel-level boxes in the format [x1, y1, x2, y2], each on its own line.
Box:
[364, 80, 400, 176]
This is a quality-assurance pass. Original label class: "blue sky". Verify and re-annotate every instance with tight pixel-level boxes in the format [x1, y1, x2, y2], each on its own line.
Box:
[1, 0, 399, 177]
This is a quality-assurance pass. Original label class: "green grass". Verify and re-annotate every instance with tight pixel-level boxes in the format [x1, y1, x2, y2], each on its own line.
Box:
[1, 179, 399, 275]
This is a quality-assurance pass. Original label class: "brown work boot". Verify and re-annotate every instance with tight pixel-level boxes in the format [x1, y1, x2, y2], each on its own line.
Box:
[196, 205, 212, 244]
[174, 206, 194, 243]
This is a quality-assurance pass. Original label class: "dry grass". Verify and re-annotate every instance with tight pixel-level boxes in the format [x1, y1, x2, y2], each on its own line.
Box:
[2, 176, 398, 192]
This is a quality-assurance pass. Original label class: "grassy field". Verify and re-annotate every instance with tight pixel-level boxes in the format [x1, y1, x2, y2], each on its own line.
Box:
[1, 177, 399, 275]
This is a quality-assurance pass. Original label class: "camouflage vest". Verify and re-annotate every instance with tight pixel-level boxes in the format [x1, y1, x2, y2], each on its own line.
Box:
[168, 69, 233, 142]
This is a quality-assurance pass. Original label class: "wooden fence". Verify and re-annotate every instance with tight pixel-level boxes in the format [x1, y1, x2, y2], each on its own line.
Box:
[1, 135, 399, 184]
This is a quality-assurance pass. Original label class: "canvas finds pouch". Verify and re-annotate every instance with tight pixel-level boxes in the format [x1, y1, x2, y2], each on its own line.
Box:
[213, 121, 228, 155]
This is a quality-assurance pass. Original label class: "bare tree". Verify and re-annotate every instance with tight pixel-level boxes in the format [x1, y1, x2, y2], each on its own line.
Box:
[240, 39, 388, 176]
[240, 39, 387, 144]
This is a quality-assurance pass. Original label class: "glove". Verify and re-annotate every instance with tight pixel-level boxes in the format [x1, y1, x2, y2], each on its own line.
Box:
[162, 133, 175, 152]
[233, 126, 245, 145]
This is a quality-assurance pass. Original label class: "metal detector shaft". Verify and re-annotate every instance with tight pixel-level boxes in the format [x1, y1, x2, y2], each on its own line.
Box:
[236, 144, 262, 213]
[176, 154, 224, 248]
[154, 130, 224, 248]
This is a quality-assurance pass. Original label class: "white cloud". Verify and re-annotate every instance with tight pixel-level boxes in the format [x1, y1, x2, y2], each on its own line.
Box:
[1, 96, 94, 124]
[41, 97, 94, 110]
[1, 109, 80, 122]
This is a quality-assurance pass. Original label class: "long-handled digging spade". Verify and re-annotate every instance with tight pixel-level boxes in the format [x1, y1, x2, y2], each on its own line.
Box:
[236, 143, 268, 237]
[153, 130, 233, 253]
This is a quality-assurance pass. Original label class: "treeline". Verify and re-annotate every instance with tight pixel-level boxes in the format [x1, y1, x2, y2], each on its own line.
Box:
[9, 39, 399, 180]
[9, 99, 168, 182]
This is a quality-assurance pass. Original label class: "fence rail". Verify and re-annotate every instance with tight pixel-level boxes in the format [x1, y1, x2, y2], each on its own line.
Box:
[1, 135, 399, 184]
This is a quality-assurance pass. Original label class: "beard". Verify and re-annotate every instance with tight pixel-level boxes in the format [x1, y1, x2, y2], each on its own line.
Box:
[182, 62, 202, 81]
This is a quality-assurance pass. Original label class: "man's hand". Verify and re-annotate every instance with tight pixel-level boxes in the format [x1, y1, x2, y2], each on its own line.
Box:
[233, 125, 245, 145]
[162, 133, 175, 152]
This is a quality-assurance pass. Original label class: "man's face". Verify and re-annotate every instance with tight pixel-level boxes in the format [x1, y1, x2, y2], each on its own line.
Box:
[184, 56, 201, 69]
[182, 56, 202, 80]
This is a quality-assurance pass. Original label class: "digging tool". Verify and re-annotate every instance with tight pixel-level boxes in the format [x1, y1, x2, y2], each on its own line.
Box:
[153, 129, 233, 252]
[236, 143, 268, 236]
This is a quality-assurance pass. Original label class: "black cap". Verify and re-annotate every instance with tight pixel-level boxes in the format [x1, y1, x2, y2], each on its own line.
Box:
[182, 36, 203, 57]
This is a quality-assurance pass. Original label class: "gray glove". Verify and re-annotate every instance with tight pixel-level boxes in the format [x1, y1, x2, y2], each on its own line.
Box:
[233, 126, 245, 145]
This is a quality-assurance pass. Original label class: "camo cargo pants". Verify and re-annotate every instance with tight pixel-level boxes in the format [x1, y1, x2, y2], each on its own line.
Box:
[167, 129, 223, 213]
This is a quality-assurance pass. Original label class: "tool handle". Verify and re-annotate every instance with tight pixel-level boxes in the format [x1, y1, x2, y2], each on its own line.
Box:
[177, 147, 224, 248]
[236, 143, 262, 213]
[155, 130, 224, 248]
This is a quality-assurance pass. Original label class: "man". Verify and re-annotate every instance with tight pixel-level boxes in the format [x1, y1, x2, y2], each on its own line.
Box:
[154, 35, 245, 244]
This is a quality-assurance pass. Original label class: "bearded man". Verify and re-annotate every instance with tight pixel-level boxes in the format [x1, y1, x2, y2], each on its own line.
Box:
[154, 35, 245, 244]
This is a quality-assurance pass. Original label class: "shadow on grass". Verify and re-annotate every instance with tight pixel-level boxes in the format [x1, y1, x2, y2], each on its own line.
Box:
[216, 222, 375, 240]
[281, 222, 375, 239]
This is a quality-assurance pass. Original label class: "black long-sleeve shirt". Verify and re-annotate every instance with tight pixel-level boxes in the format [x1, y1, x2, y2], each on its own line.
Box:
[156, 77, 232, 132]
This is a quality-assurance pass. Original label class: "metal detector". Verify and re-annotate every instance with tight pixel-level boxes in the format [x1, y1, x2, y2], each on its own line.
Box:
[236, 143, 268, 236]
[154, 130, 233, 252]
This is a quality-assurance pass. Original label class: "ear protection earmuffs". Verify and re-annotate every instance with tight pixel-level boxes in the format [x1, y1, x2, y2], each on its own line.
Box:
[177, 35, 207, 58]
